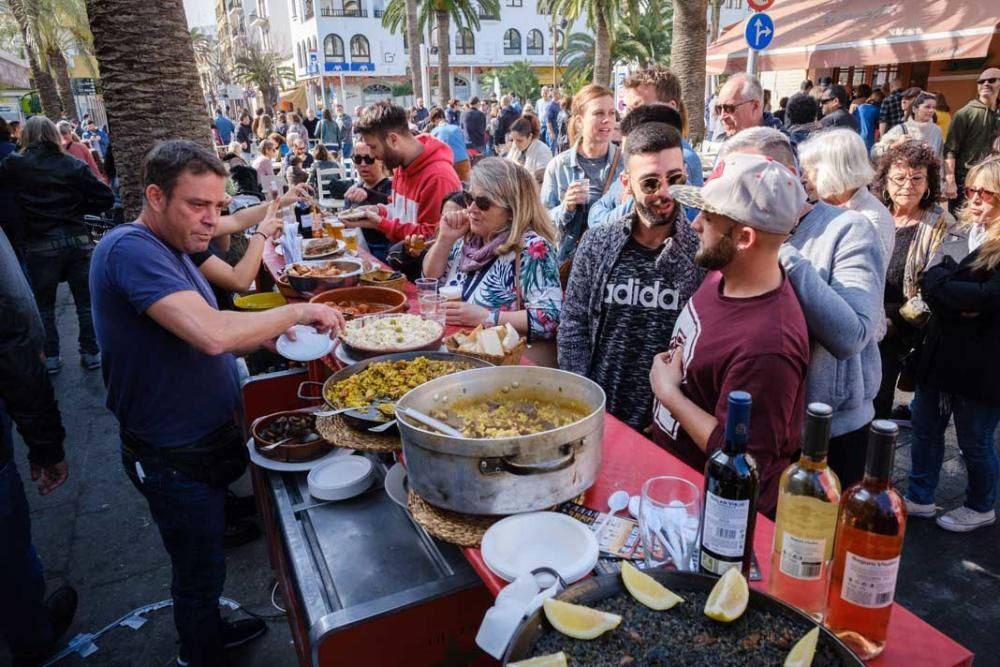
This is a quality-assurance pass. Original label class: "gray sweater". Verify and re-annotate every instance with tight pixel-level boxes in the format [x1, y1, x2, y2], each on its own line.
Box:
[780, 202, 887, 437]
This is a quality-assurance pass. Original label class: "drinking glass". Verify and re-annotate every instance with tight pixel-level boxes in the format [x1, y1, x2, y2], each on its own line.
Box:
[639, 476, 701, 572]
[415, 278, 439, 309]
[419, 293, 446, 318]
[342, 228, 359, 254]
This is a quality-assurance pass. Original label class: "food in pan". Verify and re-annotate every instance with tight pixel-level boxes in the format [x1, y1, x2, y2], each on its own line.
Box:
[361, 268, 404, 283]
[429, 390, 589, 438]
[258, 413, 317, 442]
[340, 314, 443, 351]
[286, 261, 347, 278]
[303, 238, 342, 258]
[328, 300, 394, 318]
[324, 356, 476, 413]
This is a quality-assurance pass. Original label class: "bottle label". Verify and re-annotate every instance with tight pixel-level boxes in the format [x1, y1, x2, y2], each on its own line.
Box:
[700, 551, 741, 575]
[702, 491, 750, 558]
[779, 533, 825, 580]
[300, 213, 313, 229]
[841, 552, 900, 608]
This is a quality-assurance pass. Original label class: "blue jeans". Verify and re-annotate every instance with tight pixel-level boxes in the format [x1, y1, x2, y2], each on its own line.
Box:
[27, 240, 98, 358]
[122, 449, 227, 666]
[908, 385, 1000, 513]
[341, 140, 352, 159]
[0, 453, 54, 659]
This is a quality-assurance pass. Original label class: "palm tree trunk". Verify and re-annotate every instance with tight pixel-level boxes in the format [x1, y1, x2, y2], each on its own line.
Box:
[671, 0, 708, 143]
[592, 6, 612, 88]
[48, 47, 80, 121]
[85, 0, 213, 219]
[8, 0, 62, 119]
[436, 11, 450, 105]
[405, 0, 422, 100]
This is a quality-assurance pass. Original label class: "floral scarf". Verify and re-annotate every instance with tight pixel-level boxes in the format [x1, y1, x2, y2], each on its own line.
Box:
[459, 230, 509, 273]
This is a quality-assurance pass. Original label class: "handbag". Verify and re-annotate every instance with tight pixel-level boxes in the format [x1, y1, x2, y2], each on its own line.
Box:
[899, 295, 931, 328]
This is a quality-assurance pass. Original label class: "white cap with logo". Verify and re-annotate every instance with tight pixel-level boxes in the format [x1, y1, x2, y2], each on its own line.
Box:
[670, 153, 807, 235]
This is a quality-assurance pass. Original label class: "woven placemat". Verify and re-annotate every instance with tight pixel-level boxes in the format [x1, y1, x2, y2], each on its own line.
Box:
[315, 413, 401, 453]
[407, 491, 589, 548]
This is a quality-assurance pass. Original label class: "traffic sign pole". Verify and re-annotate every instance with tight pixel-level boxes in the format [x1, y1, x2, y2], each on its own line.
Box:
[743, 10, 774, 76]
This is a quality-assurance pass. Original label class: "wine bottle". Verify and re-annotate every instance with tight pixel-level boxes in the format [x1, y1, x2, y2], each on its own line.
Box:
[768, 403, 841, 621]
[699, 390, 760, 578]
[825, 420, 907, 660]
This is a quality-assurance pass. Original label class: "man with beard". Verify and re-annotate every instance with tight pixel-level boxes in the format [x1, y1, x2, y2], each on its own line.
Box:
[345, 102, 460, 242]
[558, 122, 703, 431]
[649, 153, 810, 514]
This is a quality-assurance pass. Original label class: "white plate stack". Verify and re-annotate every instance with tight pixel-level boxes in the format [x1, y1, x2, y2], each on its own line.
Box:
[307, 455, 374, 501]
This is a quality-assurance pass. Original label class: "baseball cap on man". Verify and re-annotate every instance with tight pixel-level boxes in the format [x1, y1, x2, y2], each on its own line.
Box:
[669, 153, 807, 235]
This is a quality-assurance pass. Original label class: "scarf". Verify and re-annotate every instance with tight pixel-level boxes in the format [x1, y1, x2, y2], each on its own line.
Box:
[459, 231, 508, 273]
[902, 206, 953, 299]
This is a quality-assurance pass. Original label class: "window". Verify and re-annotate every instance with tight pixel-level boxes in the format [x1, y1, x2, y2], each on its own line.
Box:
[402, 30, 408, 53]
[506, 0, 522, 6]
[503, 28, 521, 55]
[430, 27, 448, 54]
[351, 34, 371, 62]
[549, 28, 564, 54]
[297, 42, 304, 68]
[724, 0, 741, 8]
[456, 28, 475, 55]
[344, 0, 361, 15]
[324, 34, 345, 62]
[304, 0, 314, 19]
[526, 29, 543, 55]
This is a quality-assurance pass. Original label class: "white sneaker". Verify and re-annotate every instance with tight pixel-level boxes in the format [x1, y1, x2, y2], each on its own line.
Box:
[936, 506, 996, 533]
[904, 498, 938, 518]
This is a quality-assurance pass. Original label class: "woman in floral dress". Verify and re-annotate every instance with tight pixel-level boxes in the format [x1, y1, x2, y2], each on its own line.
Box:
[422, 158, 562, 339]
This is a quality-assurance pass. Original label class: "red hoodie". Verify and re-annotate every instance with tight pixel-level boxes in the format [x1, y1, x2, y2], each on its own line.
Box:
[376, 134, 460, 242]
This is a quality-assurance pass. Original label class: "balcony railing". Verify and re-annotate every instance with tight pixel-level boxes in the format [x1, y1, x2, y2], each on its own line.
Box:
[526, 46, 543, 55]
[373, 8, 384, 17]
[320, 7, 368, 17]
[477, 10, 500, 20]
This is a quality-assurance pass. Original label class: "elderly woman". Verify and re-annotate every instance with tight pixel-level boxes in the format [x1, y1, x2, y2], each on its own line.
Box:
[800, 128, 894, 259]
[505, 116, 554, 177]
[422, 158, 562, 339]
[872, 141, 957, 420]
[872, 91, 943, 162]
[541, 84, 623, 262]
[906, 156, 1000, 532]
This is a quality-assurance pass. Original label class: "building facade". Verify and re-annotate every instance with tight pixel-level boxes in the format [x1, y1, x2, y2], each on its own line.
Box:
[214, 0, 293, 111]
[287, 0, 584, 111]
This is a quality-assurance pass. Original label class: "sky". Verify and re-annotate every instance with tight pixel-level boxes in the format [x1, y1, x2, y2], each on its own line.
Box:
[183, 0, 216, 29]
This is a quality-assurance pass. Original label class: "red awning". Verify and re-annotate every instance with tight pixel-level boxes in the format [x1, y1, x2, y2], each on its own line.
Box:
[707, 0, 1000, 73]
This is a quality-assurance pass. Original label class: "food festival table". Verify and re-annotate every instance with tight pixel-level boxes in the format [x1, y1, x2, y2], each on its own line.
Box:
[250, 237, 974, 667]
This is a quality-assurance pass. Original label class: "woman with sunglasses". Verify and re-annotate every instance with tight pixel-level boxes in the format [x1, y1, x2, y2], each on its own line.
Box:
[422, 158, 562, 339]
[872, 91, 943, 163]
[339, 141, 393, 259]
[906, 157, 1000, 533]
[540, 84, 623, 263]
[871, 141, 956, 421]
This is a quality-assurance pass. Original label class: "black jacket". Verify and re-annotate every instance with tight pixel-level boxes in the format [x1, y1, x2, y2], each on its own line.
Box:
[495, 106, 520, 146]
[0, 227, 66, 468]
[0, 142, 114, 243]
[918, 237, 1000, 403]
[820, 107, 859, 131]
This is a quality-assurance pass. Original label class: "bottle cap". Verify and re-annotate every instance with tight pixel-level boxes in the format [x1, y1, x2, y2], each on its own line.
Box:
[865, 419, 898, 479]
[725, 391, 752, 448]
[802, 402, 833, 459]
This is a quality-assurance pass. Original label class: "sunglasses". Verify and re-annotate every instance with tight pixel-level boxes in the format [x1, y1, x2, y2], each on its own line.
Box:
[637, 172, 687, 195]
[819, 97, 836, 104]
[352, 155, 376, 165]
[714, 100, 754, 115]
[965, 187, 997, 203]
[464, 192, 505, 211]
[977, 77, 999, 85]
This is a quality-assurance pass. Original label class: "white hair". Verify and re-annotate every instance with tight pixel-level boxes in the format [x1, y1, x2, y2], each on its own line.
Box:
[56, 120, 73, 136]
[726, 73, 764, 104]
[798, 129, 875, 199]
[718, 126, 796, 168]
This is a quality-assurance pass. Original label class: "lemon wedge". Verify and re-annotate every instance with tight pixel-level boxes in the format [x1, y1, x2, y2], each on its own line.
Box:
[703, 567, 750, 622]
[508, 652, 569, 667]
[621, 561, 684, 610]
[784, 626, 820, 667]
[542, 598, 622, 640]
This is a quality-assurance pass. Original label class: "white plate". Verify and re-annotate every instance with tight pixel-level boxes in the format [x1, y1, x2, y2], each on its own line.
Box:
[308, 455, 374, 501]
[384, 462, 409, 508]
[481, 512, 599, 585]
[302, 238, 346, 260]
[245, 438, 354, 472]
[277, 325, 336, 362]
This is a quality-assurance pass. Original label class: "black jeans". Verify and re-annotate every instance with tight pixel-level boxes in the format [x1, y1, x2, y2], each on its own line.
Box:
[874, 333, 910, 420]
[27, 240, 98, 357]
[828, 425, 871, 489]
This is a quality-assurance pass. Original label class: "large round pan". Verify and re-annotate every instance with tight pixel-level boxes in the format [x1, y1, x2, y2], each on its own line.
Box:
[503, 570, 864, 666]
[297, 351, 493, 431]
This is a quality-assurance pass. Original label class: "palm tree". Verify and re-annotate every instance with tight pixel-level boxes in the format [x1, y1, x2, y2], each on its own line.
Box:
[383, 0, 498, 105]
[84, 0, 212, 218]
[6, 0, 63, 118]
[670, 0, 708, 143]
[233, 43, 295, 112]
[544, 0, 617, 87]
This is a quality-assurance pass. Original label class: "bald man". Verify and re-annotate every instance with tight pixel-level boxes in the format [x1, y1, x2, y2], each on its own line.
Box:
[714, 73, 786, 140]
[943, 67, 1000, 212]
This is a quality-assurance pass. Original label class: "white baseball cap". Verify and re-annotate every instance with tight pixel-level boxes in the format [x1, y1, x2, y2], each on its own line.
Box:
[670, 153, 807, 235]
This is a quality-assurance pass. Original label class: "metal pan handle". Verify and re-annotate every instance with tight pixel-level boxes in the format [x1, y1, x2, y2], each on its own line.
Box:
[479, 442, 579, 476]
[297, 380, 325, 401]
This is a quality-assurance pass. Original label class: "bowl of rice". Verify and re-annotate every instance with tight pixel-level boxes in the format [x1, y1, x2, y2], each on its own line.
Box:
[339, 313, 446, 359]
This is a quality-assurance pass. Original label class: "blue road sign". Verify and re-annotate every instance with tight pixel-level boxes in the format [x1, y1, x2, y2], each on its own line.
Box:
[325, 62, 349, 72]
[350, 62, 375, 72]
[744, 12, 775, 51]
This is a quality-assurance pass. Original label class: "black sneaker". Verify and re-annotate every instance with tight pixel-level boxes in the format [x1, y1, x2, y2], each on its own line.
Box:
[223, 517, 261, 549]
[45, 586, 79, 644]
[225, 491, 258, 521]
[177, 618, 267, 666]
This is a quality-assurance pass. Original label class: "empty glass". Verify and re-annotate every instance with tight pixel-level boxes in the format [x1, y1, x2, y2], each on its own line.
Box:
[415, 278, 439, 313]
[639, 476, 701, 572]
[419, 293, 447, 318]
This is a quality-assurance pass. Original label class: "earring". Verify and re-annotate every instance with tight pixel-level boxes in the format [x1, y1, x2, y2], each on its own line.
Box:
[922, 189, 931, 202]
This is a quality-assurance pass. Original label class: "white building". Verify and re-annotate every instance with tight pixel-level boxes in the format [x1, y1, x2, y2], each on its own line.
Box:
[286, 0, 584, 111]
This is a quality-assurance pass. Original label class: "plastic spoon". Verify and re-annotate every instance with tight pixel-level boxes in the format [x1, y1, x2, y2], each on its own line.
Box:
[594, 490, 630, 538]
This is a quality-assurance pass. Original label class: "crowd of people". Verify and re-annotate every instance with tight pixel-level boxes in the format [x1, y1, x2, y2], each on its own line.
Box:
[1, 62, 998, 666]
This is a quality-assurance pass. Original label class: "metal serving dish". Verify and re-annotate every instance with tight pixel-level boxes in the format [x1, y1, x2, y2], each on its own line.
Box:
[504, 571, 864, 666]
[395, 366, 605, 515]
[297, 351, 493, 432]
[284, 257, 364, 294]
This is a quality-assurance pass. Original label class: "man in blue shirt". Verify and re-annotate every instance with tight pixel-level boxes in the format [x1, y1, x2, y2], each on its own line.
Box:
[90, 140, 343, 666]
[545, 88, 562, 154]
[851, 84, 879, 152]
[213, 109, 235, 144]
[81, 118, 109, 158]
[428, 106, 471, 181]
[590, 67, 704, 226]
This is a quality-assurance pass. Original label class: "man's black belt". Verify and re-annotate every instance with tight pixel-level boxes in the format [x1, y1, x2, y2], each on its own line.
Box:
[26, 235, 92, 253]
